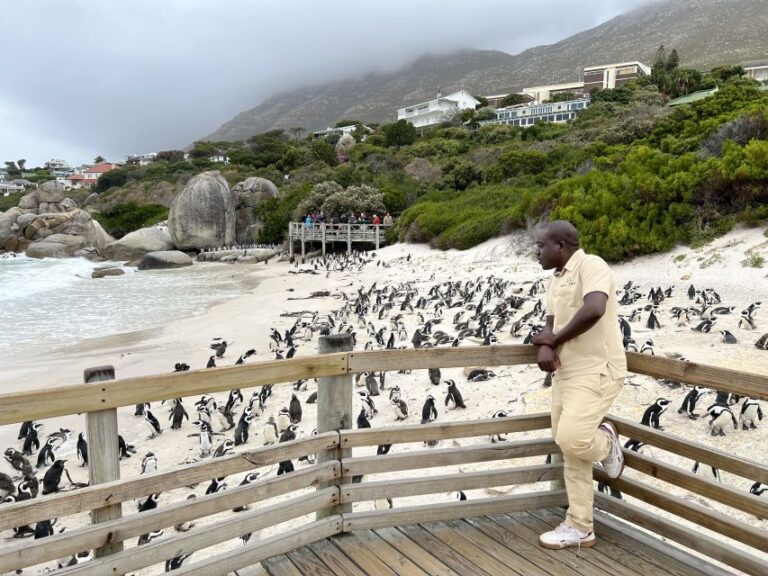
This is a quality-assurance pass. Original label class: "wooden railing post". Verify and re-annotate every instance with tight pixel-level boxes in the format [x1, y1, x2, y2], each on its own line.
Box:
[346, 224, 351, 255]
[84, 366, 123, 557]
[316, 334, 353, 520]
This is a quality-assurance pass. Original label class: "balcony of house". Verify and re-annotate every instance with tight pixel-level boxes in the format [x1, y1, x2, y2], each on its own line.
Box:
[0, 345, 765, 576]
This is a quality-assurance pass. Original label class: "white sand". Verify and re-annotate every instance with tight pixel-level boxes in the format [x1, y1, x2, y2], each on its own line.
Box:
[1, 226, 766, 574]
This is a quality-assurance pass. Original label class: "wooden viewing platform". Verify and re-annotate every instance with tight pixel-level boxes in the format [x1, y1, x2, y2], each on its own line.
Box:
[287, 222, 391, 257]
[0, 344, 766, 575]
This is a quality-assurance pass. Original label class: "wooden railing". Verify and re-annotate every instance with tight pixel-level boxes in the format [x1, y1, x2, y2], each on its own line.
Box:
[287, 222, 391, 256]
[0, 344, 766, 575]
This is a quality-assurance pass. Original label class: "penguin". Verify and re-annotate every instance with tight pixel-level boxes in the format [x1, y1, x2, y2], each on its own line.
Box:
[234, 410, 254, 446]
[119, 435, 137, 459]
[37, 437, 57, 468]
[646, 310, 661, 330]
[467, 368, 495, 382]
[377, 444, 392, 455]
[138, 529, 164, 545]
[135, 402, 149, 416]
[141, 452, 158, 474]
[692, 319, 716, 333]
[6, 492, 35, 538]
[263, 416, 279, 445]
[138, 493, 160, 512]
[754, 333, 768, 350]
[388, 386, 402, 403]
[205, 477, 227, 495]
[640, 339, 655, 355]
[392, 398, 409, 421]
[306, 391, 318, 404]
[357, 408, 372, 429]
[641, 398, 671, 430]
[233, 472, 260, 512]
[707, 404, 738, 436]
[365, 372, 380, 396]
[166, 552, 194, 571]
[169, 399, 189, 430]
[451, 490, 467, 501]
[42, 460, 68, 495]
[76, 432, 88, 466]
[691, 461, 721, 482]
[597, 481, 623, 499]
[374, 497, 394, 510]
[5, 448, 32, 477]
[175, 495, 197, 531]
[421, 395, 438, 424]
[739, 314, 757, 330]
[206, 355, 217, 368]
[623, 439, 647, 453]
[213, 439, 235, 458]
[22, 422, 43, 456]
[144, 410, 163, 438]
[277, 459, 294, 475]
[18, 420, 33, 440]
[720, 330, 738, 344]
[678, 386, 706, 419]
[0, 472, 14, 499]
[279, 424, 299, 443]
[750, 482, 768, 496]
[190, 420, 213, 457]
[490, 410, 509, 443]
[277, 407, 292, 433]
[58, 549, 94, 569]
[428, 367, 441, 386]
[289, 394, 303, 423]
[740, 397, 763, 430]
[34, 518, 56, 539]
[23, 472, 39, 497]
[687, 284, 696, 300]
[444, 379, 466, 409]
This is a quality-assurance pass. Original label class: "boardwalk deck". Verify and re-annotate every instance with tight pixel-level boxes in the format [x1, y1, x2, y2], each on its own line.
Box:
[254, 508, 738, 576]
[287, 222, 390, 257]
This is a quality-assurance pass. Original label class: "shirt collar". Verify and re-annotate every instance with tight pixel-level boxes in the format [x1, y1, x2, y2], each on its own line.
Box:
[554, 249, 585, 276]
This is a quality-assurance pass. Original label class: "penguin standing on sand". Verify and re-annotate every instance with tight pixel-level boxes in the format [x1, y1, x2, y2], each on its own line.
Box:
[646, 309, 661, 330]
[421, 396, 438, 423]
[76, 433, 88, 466]
[641, 398, 671, 430]
[213, 439, 235, 458]
[444, 380, 466, 409]
[206, 355, 217, 368]
[205, 477, 227, 495]
[119, 436, 137, 459]
[279, 424, 298, 444]
[141, 452, 158, 474]
[169, 399, 189, 430]
[357, 408, 371, 429]
[36, 437, 57, 468]
[233, 410, 254, 446]
[42, 460, 69, 495]
[233, 473, 260, 512]
[707, 404, 738, 436]
[138, 493, 160, 512]
[263, 417, 279, 445]
[18, 421, 33, 440]
[428, 367, 441, 386]
[22, 423, 44, 456]
[392, 398, 409, 421]
[288, 394, 302, 423]
[720, 330, 738, 344]
[740, 398, 763, 430]
[34, 519, 56, 539]
[277, 407, 291, 433]
[190, 420, 212, 457]
[490, 410, 509, 443]
[144, 410, 162, 438]
[277, 459, 294, 475]
[678, 386, 706, 419]
[691, 461, 721, 482]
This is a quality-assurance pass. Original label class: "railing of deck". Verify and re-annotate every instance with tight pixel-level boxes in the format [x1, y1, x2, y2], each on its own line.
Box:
[0, 344, 766, 575]
[287, 222, 392, 256]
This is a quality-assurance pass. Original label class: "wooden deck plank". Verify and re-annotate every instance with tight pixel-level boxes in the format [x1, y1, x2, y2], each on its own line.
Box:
[231, 565, 268, 576]
[420, 520, 536, 576]
[307, 540, 364, 576]
[440, 518, 557, 576]
[509, 509, 650, 576]
[396, 524, 495, 576]
[328, 532, 400, 576]
[261, 555, 304, 576]
[285, 548, 337, 576]
[370, 527, 462, 576]
[346, 530, 431, 576]
[464, 515, 590, 576]
[532, 507, 722, 576]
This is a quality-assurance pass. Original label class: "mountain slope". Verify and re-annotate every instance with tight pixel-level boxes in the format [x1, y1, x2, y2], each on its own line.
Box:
[206, 0, 768, 141]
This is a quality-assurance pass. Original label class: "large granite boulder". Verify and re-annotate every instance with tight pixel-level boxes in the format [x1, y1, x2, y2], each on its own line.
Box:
[231, 177, 279, 244]
[103, 227, 175, 261]
[0, 213, 15, 247]
[168, 171, 235, 250]
[36, 181, 66, 203]
[26, 234, 87, 258]
[18, 192, 39, 210]
[138, 250, 193, 270]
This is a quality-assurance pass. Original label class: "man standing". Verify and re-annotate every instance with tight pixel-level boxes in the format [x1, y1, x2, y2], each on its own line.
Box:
[532, 220, 626, 550]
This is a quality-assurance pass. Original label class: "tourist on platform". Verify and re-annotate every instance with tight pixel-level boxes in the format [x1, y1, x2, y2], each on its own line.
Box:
[383, 212, 393, 226]
[372, 214, 381, 226]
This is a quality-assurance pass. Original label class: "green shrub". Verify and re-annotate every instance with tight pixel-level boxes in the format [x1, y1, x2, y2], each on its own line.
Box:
[0, 192, 24, 211]
[94, 203, 168, 238]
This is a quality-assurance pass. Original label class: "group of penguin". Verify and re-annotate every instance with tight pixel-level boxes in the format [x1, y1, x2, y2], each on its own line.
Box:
[3, 251, 767, 572]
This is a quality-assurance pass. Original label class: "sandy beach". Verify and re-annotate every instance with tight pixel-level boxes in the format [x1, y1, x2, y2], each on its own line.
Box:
[1, 226, 766, 574]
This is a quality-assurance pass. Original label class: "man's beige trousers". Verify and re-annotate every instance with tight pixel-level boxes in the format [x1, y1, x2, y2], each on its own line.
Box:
[551, 373, 624, 532]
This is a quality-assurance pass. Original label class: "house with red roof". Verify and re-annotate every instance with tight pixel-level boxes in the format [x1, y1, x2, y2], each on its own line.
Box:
[64, 162, 118, 189]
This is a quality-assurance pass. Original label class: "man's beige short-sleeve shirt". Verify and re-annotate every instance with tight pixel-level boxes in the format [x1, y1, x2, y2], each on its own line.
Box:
[545, 249, 627, 380]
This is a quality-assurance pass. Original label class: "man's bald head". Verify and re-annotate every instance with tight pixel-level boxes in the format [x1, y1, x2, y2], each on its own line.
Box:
[540, 220, 580, 247]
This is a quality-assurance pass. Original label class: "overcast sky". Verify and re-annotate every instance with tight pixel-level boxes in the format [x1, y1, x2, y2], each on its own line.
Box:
[0, 0, 653, 168]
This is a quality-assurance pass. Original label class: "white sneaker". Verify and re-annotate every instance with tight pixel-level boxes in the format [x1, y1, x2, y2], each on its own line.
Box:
[599, 421, 625, 479]
[539, 522, 596, 549]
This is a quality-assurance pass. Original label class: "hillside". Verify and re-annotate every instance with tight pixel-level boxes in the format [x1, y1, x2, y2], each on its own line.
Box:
[206, 0, 768, 141]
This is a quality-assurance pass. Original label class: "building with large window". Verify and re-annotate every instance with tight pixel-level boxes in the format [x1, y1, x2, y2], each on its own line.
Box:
[521, 82, 585, 104]
[396, 90, 480, 129]
[582, 61, 652, 92]
[477, 97, 590, 128]
[743, 61, 768, 83]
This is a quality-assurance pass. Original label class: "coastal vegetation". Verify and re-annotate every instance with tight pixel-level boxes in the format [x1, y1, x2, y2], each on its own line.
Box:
[9, 55, 767, 261]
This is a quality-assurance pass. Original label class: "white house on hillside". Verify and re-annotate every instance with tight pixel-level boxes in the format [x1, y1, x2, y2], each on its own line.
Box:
[397, 90, 480, 129]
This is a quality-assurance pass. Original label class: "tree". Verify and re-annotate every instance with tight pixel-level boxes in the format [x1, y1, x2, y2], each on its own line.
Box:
[381, 120, 417, 148]
[94, 155, 105, 164]
[156, 150, 186, 163]
[499, 93, 529, 108]
[288, 127, 304, 141]
[473, 95, 489, 108]
[665, 49, 679, 71]
[4, 161, 20, 177]
[335, 119, 362, 128]
[547, 92, 578, 103]
[16, 159, 26, 171]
